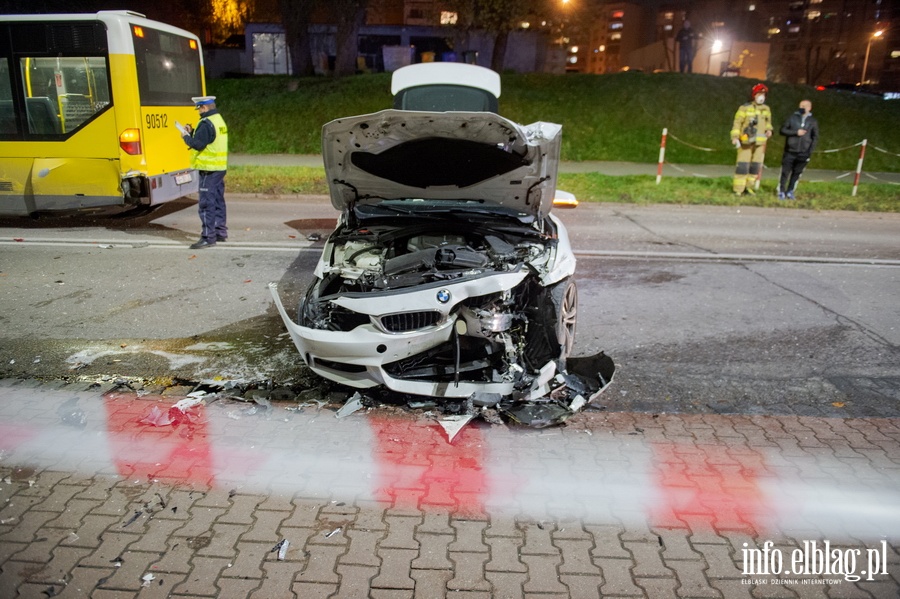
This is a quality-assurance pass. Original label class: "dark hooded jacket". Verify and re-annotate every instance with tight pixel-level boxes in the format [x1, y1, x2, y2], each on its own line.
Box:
[780, 108, 819, 156]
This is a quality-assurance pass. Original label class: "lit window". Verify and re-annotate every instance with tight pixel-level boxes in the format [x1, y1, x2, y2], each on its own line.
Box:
[891, 50, 900, 58]
[610, 22, 623, 30]
[440, 11, 458, 25]
[570, 46, 579, 53]
[568, 56, 578, 64]
[749, 4, 756, 10]
[611, 10, 625, 18]
[809, 0, 822, 3]
[788, 25, 800, 33]
[664, 24, 673, 31]
[599, 44, 606, 52]
[768, 27, 781, 35]
[664, 12, 674, 20]
[610, 32, 622, 41]
[712, 21, 725, 28]
[806, 10, 821, 19]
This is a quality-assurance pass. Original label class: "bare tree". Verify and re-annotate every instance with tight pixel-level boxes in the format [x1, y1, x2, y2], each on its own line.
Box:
[277, 0, 316, 76]
[328, 0, 368, 77]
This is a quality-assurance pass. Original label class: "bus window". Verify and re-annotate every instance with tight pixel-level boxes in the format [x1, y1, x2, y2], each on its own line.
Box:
[18, 56, 110, 135]
[0, 60, 14, 134]
[133, 26, 202, 106]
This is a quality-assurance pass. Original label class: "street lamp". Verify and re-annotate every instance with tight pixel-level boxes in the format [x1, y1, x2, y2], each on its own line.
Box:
[860, 30, 884, 85]
[708, 39, 723, 75]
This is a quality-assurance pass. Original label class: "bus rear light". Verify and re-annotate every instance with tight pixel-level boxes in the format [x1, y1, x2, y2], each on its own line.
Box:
[119, 129, 142, 155]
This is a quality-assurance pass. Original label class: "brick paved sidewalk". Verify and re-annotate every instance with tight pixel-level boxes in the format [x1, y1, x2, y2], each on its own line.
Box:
[1, 379, 898, 598]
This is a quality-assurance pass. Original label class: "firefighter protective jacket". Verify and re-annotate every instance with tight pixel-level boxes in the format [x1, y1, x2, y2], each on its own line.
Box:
[731, 102, 773, 146]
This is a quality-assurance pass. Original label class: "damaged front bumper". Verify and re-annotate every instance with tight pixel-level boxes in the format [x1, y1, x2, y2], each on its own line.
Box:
[268, 281, 616, 427]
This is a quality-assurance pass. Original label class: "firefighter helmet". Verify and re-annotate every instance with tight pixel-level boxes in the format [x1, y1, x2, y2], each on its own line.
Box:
[751, 83, 769, 98]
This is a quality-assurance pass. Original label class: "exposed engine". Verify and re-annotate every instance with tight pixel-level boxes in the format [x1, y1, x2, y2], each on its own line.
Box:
[319, 225, 554, 294]
[297, 221, 564, 385]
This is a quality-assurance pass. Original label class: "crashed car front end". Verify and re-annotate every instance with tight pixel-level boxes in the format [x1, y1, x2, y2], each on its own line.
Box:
[269, 107, 614, 423]
[270, 209, 575, 399]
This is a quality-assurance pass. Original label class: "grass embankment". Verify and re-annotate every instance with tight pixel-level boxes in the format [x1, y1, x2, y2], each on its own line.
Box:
[227, 166, 899, 212]
[212, 72, 900, 210]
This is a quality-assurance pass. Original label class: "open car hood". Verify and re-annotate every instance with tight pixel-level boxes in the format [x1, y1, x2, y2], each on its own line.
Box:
[322, 110, 561, 219]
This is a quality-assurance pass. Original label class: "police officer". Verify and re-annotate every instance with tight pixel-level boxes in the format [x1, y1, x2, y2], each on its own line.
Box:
[778, 99, 819, 200]
[730, 83, 773, 196]
[181, 96, 228, 249]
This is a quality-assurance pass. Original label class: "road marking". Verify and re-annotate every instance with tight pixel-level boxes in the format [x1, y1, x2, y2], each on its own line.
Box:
[3, 238, 900, 266]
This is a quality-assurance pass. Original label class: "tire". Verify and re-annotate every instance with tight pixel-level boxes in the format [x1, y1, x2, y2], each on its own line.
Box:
[555, 278, 577, 359]
[524, 277, 577, 368]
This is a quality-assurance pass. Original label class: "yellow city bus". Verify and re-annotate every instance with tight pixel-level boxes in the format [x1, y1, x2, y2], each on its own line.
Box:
[0, 11, 204, 216]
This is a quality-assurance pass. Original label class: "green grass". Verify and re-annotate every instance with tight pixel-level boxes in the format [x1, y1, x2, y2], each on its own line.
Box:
[227, 166, 900, 212]
[212, 71, 900, 172]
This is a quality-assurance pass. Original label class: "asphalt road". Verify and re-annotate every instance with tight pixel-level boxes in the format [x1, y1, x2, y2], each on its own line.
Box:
[1, 196, 898, 418]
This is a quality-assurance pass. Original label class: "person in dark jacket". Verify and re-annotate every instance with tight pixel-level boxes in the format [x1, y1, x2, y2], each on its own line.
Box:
[675, 20, 696, 73]
[778, 99, 819, 200]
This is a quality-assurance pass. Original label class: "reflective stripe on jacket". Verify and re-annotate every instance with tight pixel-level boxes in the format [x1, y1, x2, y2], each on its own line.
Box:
[191, 113, 228, 171]
[730, 102, 773, 145]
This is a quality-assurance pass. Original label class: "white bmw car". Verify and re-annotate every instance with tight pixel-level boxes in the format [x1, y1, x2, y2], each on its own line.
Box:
[270, 64, 612, 420]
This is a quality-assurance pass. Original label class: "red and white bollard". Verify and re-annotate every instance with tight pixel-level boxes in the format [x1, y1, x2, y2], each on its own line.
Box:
[656, 128, 667, 185]
[852, 139, 867, 197]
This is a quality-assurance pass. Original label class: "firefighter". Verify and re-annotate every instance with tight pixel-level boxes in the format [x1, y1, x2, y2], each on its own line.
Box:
[730, 83, 773, 195]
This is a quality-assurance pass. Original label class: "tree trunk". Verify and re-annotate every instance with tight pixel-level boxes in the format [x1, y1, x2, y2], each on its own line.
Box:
[278, 0, 315, 76]
[333, 0, 367, 77]
[490, 29, 509, 72]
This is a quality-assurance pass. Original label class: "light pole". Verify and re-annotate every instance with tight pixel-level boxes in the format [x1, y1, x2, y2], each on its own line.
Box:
[860, 30, 884, 85]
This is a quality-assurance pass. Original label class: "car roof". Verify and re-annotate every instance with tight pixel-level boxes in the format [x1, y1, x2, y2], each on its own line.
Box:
[391, 63, 501, 112]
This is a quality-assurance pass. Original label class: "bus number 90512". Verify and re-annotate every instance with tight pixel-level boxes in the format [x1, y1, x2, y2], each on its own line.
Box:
[145, 113, 169, 129]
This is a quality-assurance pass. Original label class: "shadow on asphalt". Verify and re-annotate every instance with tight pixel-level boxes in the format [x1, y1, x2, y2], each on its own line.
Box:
[0, 197, 197, 239]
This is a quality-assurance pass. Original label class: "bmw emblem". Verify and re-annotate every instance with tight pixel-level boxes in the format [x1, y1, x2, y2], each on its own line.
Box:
[436, 289, 451, 304]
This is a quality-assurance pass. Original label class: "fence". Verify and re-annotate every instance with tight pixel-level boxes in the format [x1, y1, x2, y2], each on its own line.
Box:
[656, 128, 900, 195]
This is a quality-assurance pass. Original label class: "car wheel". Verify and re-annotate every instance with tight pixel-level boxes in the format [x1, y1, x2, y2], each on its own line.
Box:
[555, 279, 577, 359]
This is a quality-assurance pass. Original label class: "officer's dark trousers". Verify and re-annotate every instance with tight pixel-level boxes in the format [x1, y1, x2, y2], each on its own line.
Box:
[198, 170, 227, 243]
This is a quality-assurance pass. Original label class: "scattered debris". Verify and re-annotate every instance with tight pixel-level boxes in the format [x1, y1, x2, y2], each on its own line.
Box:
[141, 573, 155, 587]
[307, 233, 321, 241]
[324, 527, 342, 538]
[270, 539, 289, 560]
[438, 415, 474, 443]
[335, 392, 364, 419]
[56, 397, 87, 429]
[123, 510, 143, 527]
[139, 396, 204, 427]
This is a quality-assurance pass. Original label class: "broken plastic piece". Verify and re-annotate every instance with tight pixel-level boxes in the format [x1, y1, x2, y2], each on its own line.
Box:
[335, 393, 364, 418]
[141, 573, 155, 587]
[408, 400, 437, 410]
[505, 403, 571, 428]
[325, 527, 342, 538]
[172, 396, 203, 411]
[438, 414, 474, 443]
[569, 395, 586, 413]
[470, 392, 502, 407]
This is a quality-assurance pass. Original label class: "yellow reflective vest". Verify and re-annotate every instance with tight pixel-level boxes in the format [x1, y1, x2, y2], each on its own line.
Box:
[730, 102, 772, 146]
[190, 113, 228, 171]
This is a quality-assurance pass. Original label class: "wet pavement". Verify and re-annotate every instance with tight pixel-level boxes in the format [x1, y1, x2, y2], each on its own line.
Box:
[1, 378, 898, 598]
